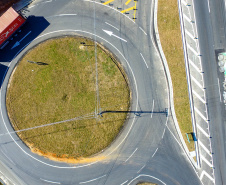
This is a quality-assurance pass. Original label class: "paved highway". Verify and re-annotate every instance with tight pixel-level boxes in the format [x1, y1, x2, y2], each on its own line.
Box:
[0, 0, 201, 184]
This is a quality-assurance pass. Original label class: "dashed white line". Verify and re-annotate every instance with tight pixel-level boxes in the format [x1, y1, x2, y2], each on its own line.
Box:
[194, 106, 207, 122]
[137, 165, 145, 173]
[125, 148, 138, 162]
[199, 140, 211, 156]
[40, 178, 61, 184]
[105, 22, 119, 31]
[197, 124, 210, 138]
[79, 175, 106, 184]
[152, 148, 158, 158]
[140, 53, 149, 68]
[201, 155, 213, 167]
[46, 14, 77, 18]
[161, 128, 166, 138]
[151, 99, 154, 118]
[139, 27, 147, 35]
[191, 75, 204, 90]
[189, 60, 201, 73]
[193, 90, 206, 104]
[200, 171, 214, 182]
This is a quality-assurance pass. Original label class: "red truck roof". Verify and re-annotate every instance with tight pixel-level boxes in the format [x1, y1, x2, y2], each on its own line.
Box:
[0, 7, 26, 46]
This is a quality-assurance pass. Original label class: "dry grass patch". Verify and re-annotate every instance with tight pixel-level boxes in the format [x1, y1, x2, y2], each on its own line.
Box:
[6, 37, 130, 159]
[158, 0, 194, 150]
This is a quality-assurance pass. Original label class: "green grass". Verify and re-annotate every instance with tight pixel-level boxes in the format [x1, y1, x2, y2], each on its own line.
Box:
[158, 0, 194, 151]
[6, 37, 130, 158]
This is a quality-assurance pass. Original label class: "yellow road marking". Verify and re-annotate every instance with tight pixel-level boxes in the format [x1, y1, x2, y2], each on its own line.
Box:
[125, 0, 132, 5]
[121, 6, 135, 13]
[133, 1, 137, 20]
[103, 0, 115, 5]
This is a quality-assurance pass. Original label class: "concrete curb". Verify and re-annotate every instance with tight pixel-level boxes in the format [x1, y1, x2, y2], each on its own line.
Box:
[153, 0, 198, 169]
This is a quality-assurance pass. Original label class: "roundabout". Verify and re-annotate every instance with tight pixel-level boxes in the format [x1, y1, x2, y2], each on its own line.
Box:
[0, 0, 201, 184]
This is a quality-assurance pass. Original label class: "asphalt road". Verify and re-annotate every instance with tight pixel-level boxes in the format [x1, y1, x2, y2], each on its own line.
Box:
[0, 0, 201, 184]
[193, 0, 226, 184]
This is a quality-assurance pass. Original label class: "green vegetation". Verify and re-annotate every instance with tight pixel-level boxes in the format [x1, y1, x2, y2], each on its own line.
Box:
[158, 0, 194, 150]
[6, 37, 130, 159]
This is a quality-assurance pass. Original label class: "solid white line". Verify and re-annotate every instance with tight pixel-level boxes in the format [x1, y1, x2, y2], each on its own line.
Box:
[125, 148, 138, 162]
[128, 174, 166, 185]
[40, 178, 61, 184]
[217, 78, 222, 102]
[183, 13, 192, 23]
[3, 30, 139, 169]
[120, 180, 128, 185]
[200, 155, 213, 167]
[193, 90, 206, 104]
[189, 59, 201, 73]
[137, 165, 145, 173]
[140, 53, 149, 68]
[191, 75, 204, 90]
[151, 99, 154, 118]
[79, 175, 106, 184]
[194, 106, 207, 122]
[187, 44, 198, 55]
[105, 22, 119, 31]
[161, 128, 166, 138]
[139, 27, 147, 35]
[199, 140, 211, 156]
[185, 29, 195, 40]
[197, 124, 210, 138]
[152, 148, 158, 158]
[200, 171, 214, 182]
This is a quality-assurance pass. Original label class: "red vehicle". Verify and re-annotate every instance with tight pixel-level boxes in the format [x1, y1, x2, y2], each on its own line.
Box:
[0, 7, 26, 48]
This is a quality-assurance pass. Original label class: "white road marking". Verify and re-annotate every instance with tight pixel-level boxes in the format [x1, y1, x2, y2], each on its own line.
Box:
[183, 13, 192, 24]
[217, 78, 222, 102]
[137, 165, 145, 173]
[200, 155, 213, 167]
[185, 29, 195, 40]
[11, 31, 32, 49]
[197, 124, 210, 138]
[139, 27, 147, 35]
[120, 180, 128, 185]
[207, 0, 210, 12]
[181, 0, 188, 6]
[140, 53, 148, 68]
[199, 140, 211, 156]
[187, 44, 198, 55]
[2, 30, 140, 169]
[189, 60, 201, 73]
[193, 90, 206, 104]
[151, 99, 154, 118]
[161, 128, 166, 138]
[152, 148, 158, 158]
[103, 29, 127, 42]
[125, 148, 138, 162]
[191, 75, 204, 90]
[194, 106, 207, 122]
[128, 174, 166, 185]
[46, 14, 77, 18]
[105, 22, 119, 31]
[79, 175, 106, 184]
[200, 171, 214, 182]
[40, 178, 61, 184]
[1, 150, 16, 165]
